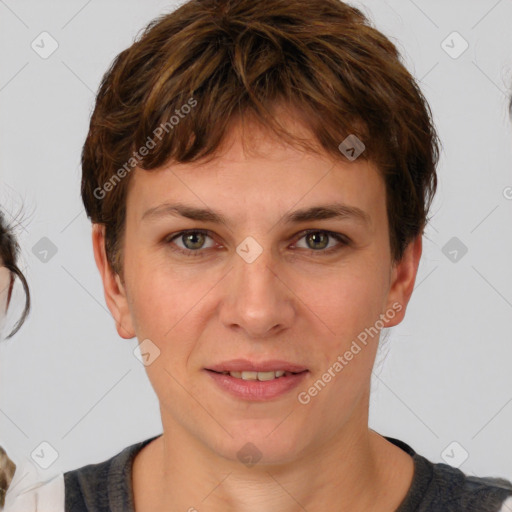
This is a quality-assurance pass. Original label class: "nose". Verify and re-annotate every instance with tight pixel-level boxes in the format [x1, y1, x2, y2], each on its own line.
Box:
[219, 244, 296, 339]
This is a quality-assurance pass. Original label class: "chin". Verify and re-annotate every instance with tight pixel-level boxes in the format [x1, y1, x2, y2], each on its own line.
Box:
[208, 423, 306, 466]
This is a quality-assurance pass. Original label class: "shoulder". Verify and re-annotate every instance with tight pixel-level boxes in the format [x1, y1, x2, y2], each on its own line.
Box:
[431, 465, 512, 512]
[4, 435, 160, 512]
[427, 455, 512, 507]
[384, 436, 512, 512]
[64, 435, 161, 512]
[4, 462, 64, 512]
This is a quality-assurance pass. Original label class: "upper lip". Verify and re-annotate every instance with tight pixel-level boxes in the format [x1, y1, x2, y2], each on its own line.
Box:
[206, 359, 308, 373]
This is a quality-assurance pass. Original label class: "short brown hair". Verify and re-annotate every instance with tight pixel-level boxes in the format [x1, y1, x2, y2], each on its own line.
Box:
[81, 0, 439, 276]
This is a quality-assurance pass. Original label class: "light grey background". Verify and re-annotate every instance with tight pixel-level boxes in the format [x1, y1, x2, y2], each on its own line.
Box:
[1, 0, 511, 482]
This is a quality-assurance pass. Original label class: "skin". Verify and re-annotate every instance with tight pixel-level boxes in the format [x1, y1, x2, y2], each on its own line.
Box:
[92, 110, 422, 511]
[0, 262, 13, 322]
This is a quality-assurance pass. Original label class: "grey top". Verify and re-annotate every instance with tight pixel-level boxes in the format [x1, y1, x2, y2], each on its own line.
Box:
[63, 434, 512, 512]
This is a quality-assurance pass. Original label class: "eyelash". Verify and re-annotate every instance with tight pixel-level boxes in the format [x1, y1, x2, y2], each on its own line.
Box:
[164, 229, 350, 258]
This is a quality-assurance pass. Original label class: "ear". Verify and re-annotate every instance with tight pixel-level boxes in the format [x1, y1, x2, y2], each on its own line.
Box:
[91, 224, 135, 339]
[382, 234, 423, 328]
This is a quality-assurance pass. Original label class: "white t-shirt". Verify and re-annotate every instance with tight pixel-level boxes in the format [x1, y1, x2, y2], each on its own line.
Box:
[3, 457, 64, 512]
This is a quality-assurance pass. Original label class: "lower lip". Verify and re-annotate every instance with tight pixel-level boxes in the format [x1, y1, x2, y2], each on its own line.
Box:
[205, 370, 308, 401]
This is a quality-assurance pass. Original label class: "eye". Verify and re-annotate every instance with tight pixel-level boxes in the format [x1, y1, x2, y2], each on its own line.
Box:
[164, 228, 350, 258]
[166, 229, 216, 257]
[292, 230, 350, 255]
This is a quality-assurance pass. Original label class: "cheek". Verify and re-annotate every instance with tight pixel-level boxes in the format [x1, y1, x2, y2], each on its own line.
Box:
[131, 279, 183, 336]
[128, 264, 213, 349]
[298, 268, 387, 412]
[302, 263, 388, 346]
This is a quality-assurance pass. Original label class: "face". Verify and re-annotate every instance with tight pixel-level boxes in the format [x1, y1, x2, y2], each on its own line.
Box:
[93, 111, 422, 465]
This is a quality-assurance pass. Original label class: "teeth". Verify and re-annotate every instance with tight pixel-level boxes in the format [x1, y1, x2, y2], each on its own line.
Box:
[242, 371, 259, 380]
[253, 371, 275, 381]
[225, 370, 289, 380]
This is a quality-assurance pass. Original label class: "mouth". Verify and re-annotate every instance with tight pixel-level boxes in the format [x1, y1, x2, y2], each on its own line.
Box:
[206, 359, 308, 374]
[207, 369, 305, 381]
[204, 362, 309, 401]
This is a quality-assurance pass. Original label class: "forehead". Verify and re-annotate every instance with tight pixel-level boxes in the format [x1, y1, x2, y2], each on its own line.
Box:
[125, 113, 385, 229]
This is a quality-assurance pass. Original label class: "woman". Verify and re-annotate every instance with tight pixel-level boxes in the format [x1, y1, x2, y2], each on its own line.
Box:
[68, 0, 512, 510]
[1, 209, 65, 510]
[6, 0, 512, 510]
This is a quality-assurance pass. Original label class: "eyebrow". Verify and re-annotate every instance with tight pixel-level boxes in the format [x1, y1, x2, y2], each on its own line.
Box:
[141, 201, 371, 227]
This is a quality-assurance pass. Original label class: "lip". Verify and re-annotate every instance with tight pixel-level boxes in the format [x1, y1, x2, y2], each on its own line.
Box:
[205, 369, 309, 401]
[206, 359, 308, 373]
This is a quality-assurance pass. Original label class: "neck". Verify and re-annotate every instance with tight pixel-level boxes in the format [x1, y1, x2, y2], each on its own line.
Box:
[133, 403, 414, 511]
